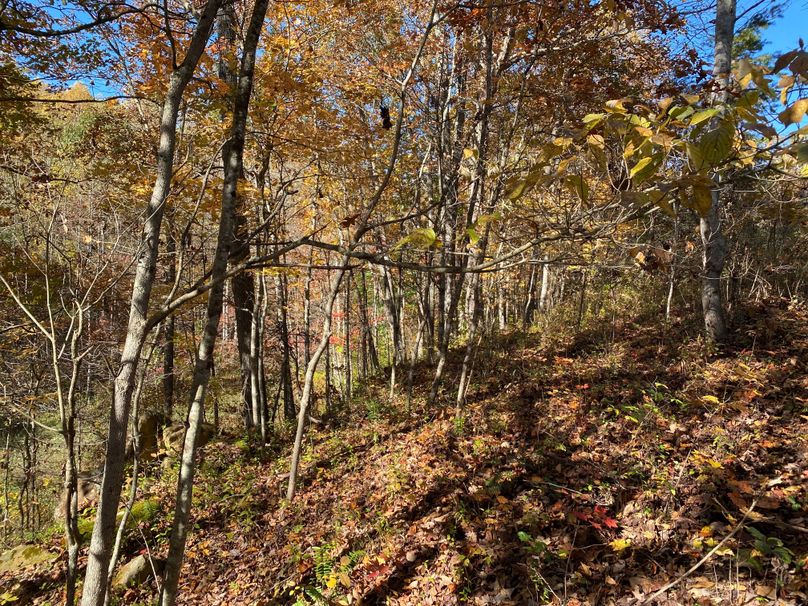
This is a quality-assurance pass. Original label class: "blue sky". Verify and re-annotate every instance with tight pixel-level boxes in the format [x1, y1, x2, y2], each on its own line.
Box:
[763, 1, 807, 54]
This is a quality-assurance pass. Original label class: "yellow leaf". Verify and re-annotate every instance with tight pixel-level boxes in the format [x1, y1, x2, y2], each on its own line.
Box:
[609, 538, 632, 552]
[629, 157, 652, 178]
[736, 58, 754, 79]
[778, 98, 808, 125]
[690, 108, 719, 126]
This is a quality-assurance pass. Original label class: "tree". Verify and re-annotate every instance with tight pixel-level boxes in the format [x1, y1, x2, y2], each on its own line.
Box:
[700, 0, 736, 343]
[80, 2, 224, 603]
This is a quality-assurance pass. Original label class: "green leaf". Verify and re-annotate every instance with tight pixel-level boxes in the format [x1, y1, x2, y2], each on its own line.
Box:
[736, 89, 760, 110]
[669, 105, 694, 121]
[476, 212, 501, 227]
[686, 142, 706, 171]
[565, 175, 588, 203]
[690, 108, 719, 126]
[790, 142, 808, 163]
[629, 157, 652, 179]
[629, 156, 660, 184]
[583, 112, 605, 125]
[691, 184, 714, 217]
[506, 165, 548, 201]
[656, 197, 676, 218]
[392, 227, 438, 251]
[620, 190, 650, 207]
[697, 120, 734, 168]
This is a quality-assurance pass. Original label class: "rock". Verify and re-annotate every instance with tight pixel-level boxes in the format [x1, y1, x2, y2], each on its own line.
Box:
[124, 413, 168, 461]
[53, 468, 102, 521]
[112, 554, 165, 588]
[162, 423, 186, 453]
[138, 413, 166, 459]
[162, 422, 216, 454]
[0, 544, 57, 574]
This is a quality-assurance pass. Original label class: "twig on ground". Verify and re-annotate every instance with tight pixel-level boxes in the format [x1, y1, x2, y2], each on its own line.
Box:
[641, 498, 758, 605]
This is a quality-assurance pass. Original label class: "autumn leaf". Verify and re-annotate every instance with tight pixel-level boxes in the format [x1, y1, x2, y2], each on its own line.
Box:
[778, 99, 808, 126]
[609, 538, 631, 552]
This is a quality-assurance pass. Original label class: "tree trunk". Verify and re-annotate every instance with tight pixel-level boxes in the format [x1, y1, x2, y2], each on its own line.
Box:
[539, 256, 550, 311]
[158, 1, 267, 603]
[287, 262, 348, 500]
[701, 0, 735, 343]
[344, 273, 352, 403]
[163, 232, 176, 419]
[79, 4, 222, 604]
[276, 273, 295, 422]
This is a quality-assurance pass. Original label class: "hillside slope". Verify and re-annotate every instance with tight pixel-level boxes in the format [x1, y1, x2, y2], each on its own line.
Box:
[7, 301, 808, 605]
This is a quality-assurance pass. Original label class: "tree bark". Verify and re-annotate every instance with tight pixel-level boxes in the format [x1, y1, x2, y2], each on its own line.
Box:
[701, 0, 735, 343]
[163, 232, 176, 419]
[276, 272, 295, 422]
[159, 1, 268, 603]
[79, 4, 222, 604]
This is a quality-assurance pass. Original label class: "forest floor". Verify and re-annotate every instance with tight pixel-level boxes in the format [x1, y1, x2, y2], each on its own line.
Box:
[7, 299, 808, 606]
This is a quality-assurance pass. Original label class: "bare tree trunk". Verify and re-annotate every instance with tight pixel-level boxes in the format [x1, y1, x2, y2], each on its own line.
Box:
[163, 232, 176, 419]
[666, 205, 679, 321]
[276, 273, 295, 422]
[249, 274, 265, 432]
[539, 256, 550, 311]
[79, 5, 222, 604]
[522, 262, 536, 329]
[701, 0, 735, 343]
[357, 270, 380, 374]
[2, 431, 10, 537]
[577, 271, 588, 329]
[159, 1, 267, 602]
[287, 262, 348, 500]
[430, 39, 466, 403]
[303, 247, 314, 371]
[257, 275, 269, 442]
[379, 266, 402, 399]
[344, 273, 352, 403]
[218, 0, 257, 427]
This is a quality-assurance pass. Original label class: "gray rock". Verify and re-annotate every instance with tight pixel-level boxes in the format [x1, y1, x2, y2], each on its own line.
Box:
[112, 554, 165, 588]
[53, 468, 102, 521]
[0, 544, 57, 574]
[162, 422, 216, 454]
